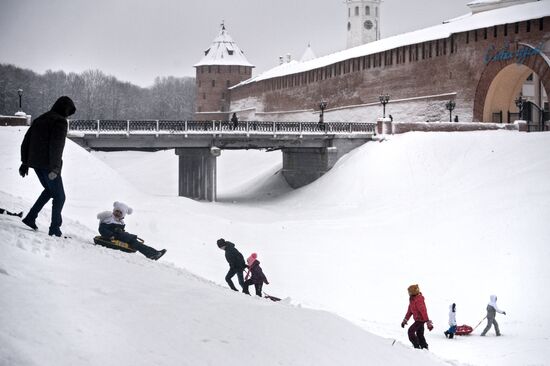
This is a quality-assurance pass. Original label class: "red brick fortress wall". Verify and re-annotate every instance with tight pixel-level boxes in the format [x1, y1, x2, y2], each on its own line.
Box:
[230, 17, 550, 123]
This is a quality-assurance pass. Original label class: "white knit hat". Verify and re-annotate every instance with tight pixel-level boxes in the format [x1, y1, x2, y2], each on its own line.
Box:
[113, 201, 133, 218]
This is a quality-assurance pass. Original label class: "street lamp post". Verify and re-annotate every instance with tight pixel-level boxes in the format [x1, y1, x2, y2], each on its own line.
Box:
[445, 100, 456, 122]
[515, 93, 526, 119]
[17, 89, 23, 111]
[319, 100, 328, 122]
[379, 94, 390, 118]
[515, 93, 527, 131]
[318, 100, 328, 132]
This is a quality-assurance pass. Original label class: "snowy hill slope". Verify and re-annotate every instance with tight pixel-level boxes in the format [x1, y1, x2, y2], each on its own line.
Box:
[87, 129, 550, 366]
[0, 127, 450, 365]
[0, 192, 446, 366]
[1, 126, 549, 365]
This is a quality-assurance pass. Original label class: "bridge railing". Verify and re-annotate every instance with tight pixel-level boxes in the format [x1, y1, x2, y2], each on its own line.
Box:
[68, 120, 376, 136]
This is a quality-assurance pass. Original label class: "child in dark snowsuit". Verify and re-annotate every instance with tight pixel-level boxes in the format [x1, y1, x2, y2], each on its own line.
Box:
[243, 253, 269, 296]
[217, 238, 247, 292]
[444, 303, 457, 339]
[401, 284, 434, 349]
[97, 201, 166, 260]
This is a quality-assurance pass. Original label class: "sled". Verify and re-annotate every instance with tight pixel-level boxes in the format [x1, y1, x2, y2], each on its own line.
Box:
[93, 235, 137, 253]
[455, 324, 474, 336]
[263, 292, 281, 302]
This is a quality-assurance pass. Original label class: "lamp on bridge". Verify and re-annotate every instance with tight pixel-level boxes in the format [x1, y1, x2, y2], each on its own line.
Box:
[17, 89, 23, 111]
[379, 94, 390, 119]
[15, 88, 27, 117]
[515, 93, 526, 119]
[445, 99, 456, 122]
[319, 100, 328, 123]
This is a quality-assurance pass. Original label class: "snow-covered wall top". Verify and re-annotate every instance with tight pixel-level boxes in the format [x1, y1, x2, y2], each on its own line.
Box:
[467, 0, 539, 12]
[194, 25, 254, 68]
[234, 0, 549, 87]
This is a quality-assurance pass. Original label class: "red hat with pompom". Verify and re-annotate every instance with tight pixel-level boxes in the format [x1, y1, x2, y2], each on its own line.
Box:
[247, 253, 257, 266]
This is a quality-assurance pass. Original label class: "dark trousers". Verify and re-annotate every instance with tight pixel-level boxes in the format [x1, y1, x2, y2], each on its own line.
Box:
[225, 268, 244, 291]
[26, 168, 65, 230]
[98, 224, 158, 258]
[243, 279, 263, 296]
[408, 321, 428, 349]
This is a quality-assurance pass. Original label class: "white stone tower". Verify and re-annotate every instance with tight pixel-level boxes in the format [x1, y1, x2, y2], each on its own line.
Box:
[345, 0, 381, 49]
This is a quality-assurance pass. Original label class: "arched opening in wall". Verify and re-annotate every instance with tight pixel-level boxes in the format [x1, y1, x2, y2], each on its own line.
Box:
[474, 42, 550, 127]
[482, 63, 549, 129]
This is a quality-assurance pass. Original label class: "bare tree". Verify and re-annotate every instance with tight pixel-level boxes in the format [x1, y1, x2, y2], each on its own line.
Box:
[0, 63, 196, 120]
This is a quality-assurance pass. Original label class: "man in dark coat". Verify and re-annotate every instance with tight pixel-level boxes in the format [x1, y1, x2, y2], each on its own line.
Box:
[19, 96, 76, 237]
[230, 112, 238, 130]
[217, 238, 246, 291]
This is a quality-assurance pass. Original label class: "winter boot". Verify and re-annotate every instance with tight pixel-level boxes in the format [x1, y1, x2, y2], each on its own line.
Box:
[444, 331, 449, 338]
[22, 216, 38, 230]
[48, 226, 62, 237]
[149, 249, 167, 261]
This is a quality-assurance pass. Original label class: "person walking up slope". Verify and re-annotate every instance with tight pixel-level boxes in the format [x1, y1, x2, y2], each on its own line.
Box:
[243, 253, 269, 296]
[217, 238, 247, 292]
[401, 284, 434, 349]
[444, 303, 457, 339]
[19, 96, 76, 237]
[481, 295, 506, 336]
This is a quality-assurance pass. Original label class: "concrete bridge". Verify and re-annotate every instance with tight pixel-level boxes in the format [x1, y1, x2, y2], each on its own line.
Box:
[68, 120, 376, 201]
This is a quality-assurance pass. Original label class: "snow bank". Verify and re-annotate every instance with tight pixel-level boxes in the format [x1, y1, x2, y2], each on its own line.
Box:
[0, 126, 449, 366]
[2, 125, 549, 365]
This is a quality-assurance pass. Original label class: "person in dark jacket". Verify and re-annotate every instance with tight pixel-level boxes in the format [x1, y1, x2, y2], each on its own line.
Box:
[97, 201, 166, 260]
[19, 96, 76, 237]
[401, 284, 434, 349]
[230, 113, 238, 130]
[243, 253, 269, 296]
[217, 238, 246, 291]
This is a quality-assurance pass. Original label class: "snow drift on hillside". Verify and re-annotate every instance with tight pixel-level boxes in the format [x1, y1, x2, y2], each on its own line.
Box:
[1, 126, 549, 366]
[0, 190, 446, 366]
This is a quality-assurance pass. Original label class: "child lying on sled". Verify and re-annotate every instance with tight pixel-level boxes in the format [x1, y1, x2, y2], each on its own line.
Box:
[97, 201, 166, 260]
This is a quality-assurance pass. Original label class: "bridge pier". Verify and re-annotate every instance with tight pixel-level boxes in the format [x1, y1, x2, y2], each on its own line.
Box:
[282, 139, 367, 188]
[282, 148, 337, 188]
[175, 148, 219, 201]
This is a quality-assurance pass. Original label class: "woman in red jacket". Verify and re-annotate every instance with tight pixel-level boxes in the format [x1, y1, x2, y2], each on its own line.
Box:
[401, 284, 433, 349]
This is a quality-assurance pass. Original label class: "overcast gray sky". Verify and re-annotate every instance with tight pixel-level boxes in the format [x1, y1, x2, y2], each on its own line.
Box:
[0, 0, 473, 87]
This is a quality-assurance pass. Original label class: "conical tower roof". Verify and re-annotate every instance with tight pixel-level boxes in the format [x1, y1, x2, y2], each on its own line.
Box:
[300, 43, 317, 62]
[194, 23, 254, 68]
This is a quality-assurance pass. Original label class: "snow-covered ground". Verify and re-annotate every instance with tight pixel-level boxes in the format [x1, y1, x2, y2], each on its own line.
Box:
[1, 126, 549, 365]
